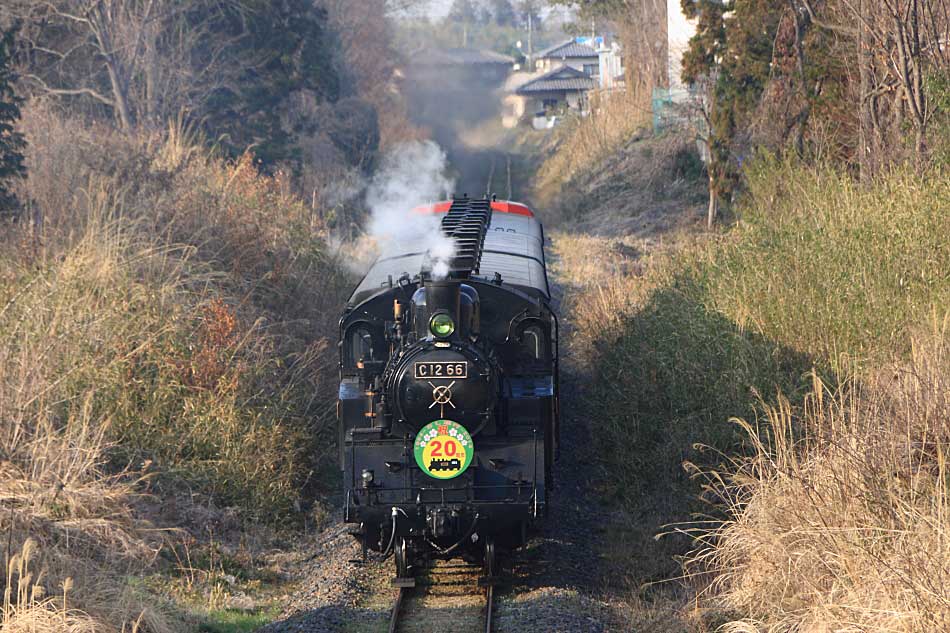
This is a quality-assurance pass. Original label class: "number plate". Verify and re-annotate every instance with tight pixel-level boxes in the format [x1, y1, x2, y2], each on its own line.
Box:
[414, 361, 468, 379]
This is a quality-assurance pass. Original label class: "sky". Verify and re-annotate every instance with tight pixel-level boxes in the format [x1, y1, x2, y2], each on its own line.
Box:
[401, 1, 571, 22]
[396, 0, 451, 19]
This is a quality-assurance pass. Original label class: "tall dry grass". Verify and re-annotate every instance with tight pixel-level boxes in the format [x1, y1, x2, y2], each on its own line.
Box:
[535, 91, 651, 207]
[689, 325, 950, 631]
[575, 159, 950, 504]
[0, 104, 353, 630]
[555, 158, 950, 612]
[2, 539, 145, 633]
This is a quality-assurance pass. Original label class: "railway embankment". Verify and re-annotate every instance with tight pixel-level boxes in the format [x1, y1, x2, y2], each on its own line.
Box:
[549, 148, 950, 630]
[0, 107, 354, 632]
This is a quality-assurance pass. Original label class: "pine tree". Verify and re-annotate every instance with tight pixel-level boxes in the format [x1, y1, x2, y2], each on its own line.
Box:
[0, 25, 26, 218]
[681, 0, 727, 86]
[681, 0, 782, 215]
[198, 0, 341, 166]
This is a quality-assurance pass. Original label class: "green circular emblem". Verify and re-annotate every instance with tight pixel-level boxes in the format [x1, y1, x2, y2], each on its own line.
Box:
[414, 420, 474, 479]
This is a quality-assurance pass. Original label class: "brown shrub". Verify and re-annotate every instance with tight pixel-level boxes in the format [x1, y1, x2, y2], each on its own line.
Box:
[0, 103, 353, 631]
[688, 324, 950, 631]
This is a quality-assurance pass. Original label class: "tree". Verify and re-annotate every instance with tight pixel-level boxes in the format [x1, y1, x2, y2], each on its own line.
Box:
[2, 1, 342, 166]
[0, 25, 26, 217]
[491, 0, 517, 25]
[681, 1, 727, 226]
[196, 0, 341, 165]
[681, 0, 784, 224]
[517, 0, 543, 30]
[448, 0, 479, 23]
[790, 0, 949, 175]
[321, 0, 420, 150]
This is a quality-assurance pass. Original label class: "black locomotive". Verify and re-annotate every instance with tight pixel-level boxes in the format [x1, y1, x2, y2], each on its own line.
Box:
[338, 196, 559, 583]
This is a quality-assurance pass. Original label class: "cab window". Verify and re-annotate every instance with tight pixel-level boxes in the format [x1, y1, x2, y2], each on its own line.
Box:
[346, 326, 376, 367]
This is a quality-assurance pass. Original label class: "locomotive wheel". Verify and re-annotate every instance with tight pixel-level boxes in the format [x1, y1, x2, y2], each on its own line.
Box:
[395, 537, 411, 579]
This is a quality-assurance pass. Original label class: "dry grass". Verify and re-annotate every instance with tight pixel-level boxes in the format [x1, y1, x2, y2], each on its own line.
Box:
[535, 91, 651, 207]
[0, 222, 185, 632]
[569, 159, 950, 506]
[550, 157, 950, 629]
[537, 121, 706, 236]
[0, 104, 353, 631]
[689, 324, 950, 631]
[2, 540, 154, 633]
[708, 158, 950, 369]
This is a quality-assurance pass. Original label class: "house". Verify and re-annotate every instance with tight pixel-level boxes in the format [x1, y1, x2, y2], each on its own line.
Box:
[514, 65, 598, 118]
[666, 0, 697, 99]
[534, 40, 600, 77]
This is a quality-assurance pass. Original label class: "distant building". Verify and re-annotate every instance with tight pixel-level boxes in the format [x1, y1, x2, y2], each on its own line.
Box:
[404, 47, 515, 138]
[503, 37, 630, 128]
[534, 40, 600, 77]
[514, 65, 598, 119]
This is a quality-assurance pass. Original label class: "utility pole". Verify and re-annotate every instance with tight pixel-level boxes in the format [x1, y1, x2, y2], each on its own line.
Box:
[527, 12, 534, 70]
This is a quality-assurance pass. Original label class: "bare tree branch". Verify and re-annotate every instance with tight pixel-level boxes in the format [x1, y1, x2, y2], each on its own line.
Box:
[22, 71, 116, 104]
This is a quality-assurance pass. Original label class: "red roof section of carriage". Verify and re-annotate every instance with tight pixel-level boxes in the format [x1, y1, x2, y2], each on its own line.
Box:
[412, 200, 534, 217]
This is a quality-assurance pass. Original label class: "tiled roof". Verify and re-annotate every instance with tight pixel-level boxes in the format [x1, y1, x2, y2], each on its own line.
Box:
[516, 66, 598, 94]
[415, 48, 515, 66]
[537, 40, 599, 59]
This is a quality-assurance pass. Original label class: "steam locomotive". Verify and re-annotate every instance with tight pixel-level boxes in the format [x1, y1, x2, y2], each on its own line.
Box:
[338, 196, 559, 583]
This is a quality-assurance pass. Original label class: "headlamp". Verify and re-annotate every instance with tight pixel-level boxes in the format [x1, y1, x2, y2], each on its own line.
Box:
[429, 313, 455, 338]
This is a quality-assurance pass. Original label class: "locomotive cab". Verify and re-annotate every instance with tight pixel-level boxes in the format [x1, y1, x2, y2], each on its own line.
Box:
[338, 197, 559, 581]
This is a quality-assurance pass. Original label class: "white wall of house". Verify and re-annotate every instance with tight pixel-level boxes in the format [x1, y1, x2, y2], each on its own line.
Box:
[513, 91, 587, 117]
[667, 0, 697, 97]
[536, 56, 599, 75]
[598, 43, 624, 90]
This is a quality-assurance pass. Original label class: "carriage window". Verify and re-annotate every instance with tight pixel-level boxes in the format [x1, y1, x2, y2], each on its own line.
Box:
[346, 326, 376, 367]
[521, 326, 544, 360]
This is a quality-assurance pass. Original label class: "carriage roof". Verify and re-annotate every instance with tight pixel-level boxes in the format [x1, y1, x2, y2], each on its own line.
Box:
[349, 199, 550, 306]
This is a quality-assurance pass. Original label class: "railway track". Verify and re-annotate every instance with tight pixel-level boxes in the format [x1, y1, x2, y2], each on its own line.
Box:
[387, 560, 496, 633]
[485, 153, 513, 200]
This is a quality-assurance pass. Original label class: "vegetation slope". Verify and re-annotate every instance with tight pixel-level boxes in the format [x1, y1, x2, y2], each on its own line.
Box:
[0, 107, 352, 632]
[551, 153, 949, 630]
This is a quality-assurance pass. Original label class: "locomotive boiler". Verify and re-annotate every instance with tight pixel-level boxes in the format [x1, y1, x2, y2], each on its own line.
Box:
[338, 196, 559, 583]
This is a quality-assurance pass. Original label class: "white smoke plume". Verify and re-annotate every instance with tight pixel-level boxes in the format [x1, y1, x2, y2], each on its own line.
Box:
[365, 141, 457, 280]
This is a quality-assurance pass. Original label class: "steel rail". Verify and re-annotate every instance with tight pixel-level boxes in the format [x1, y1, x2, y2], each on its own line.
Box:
[388, 587, 408, 633]
[387, 576, 495, 633]
[486, 155, 497, 198]
[484, 584, 495, 633]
